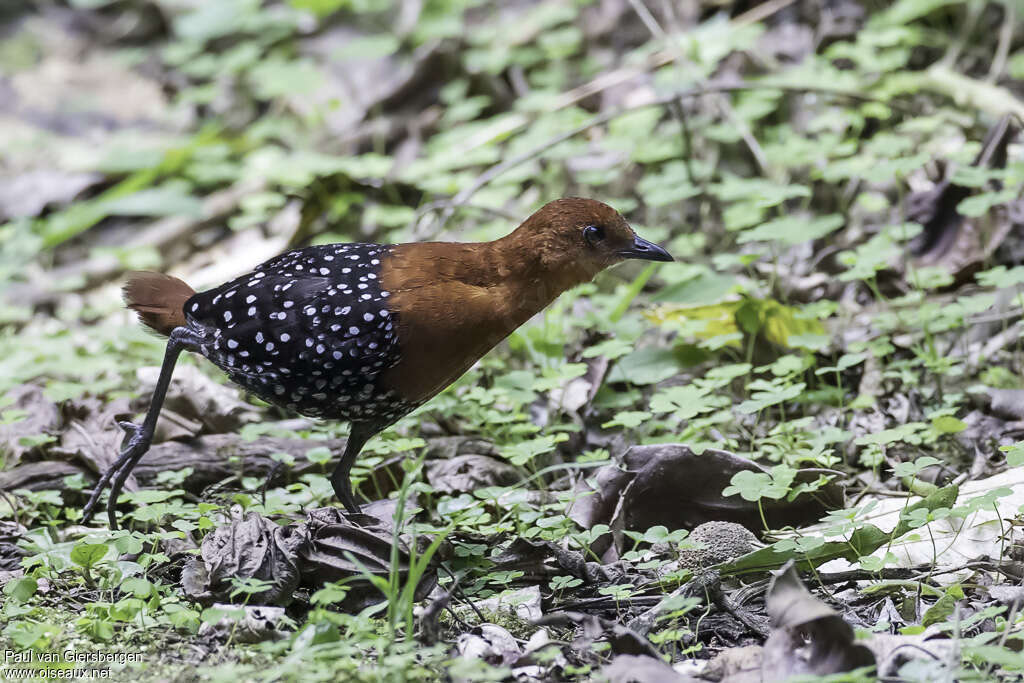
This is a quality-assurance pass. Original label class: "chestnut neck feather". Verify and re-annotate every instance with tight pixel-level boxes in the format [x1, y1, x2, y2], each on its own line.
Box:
[378, 232, 600, 405]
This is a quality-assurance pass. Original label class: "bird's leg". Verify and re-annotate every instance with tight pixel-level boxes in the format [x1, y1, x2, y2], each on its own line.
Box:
[260, 460, 285, 506]
[82, 326, 201, 529]
[330, 422, 377, 514]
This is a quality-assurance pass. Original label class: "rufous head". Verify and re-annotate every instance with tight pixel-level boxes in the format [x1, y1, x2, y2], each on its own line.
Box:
[509, 197, 673, 279]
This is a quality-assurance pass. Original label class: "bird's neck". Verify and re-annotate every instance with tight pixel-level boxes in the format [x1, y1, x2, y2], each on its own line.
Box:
[485, 231, 600, 306]
[378, 238, 598, 403]
[388, 236, 596, 316]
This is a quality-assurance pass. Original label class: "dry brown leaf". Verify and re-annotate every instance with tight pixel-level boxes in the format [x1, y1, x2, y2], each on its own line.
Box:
[570, 444, 842, 560]
[0, 384, 61, 465]
[599, 654, 694, 683]
[425, 454, 521, 494]
[181, 509, 308, 606]
[762, 561, 875, 679]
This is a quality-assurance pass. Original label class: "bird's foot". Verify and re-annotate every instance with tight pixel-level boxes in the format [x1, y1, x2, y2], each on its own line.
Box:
[117, 420, 148, 451]
[82, 422, 152, 526]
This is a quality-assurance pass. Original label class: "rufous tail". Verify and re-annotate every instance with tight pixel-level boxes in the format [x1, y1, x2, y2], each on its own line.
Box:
[123, 272, 195, 336]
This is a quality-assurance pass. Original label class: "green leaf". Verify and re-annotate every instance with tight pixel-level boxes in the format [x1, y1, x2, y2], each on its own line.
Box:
[892, 456, 941, 477]
[962, 645, 1024, 669]
[722, 465, 796, 502]
[3, 576, 38, 603]
[127, 489, 184, 504]
[306, 446, 333, 465]
[17, 433, 56, 448]
[311, 583, 350, 606]
[957, 189, 1016, 217]
[120, 577, 154, 599]
[334, 34, 401, 61]
[713, 175, 811, 208]
[8, 621, 60, 649]
[653, 272, 738, 305]
[719, 485, 959, 575]
[581, 338, 634, 360]
[603, 411, 651, 428]
[501, 434, 566, 466]
[248, 57, 324, 99]
[837, 352, 867, 371]
[163, 603, 201, 633]
[113, 534, 144, 555]
[931, 415, 967, 434]
[175, 0, 260, 42]
[649, 385, 713, 420]
[921, 592, 956, 626]
[855, 422, 927, 446]
[738, 214, 844, 245]
[737, 382, 804, 414]
[872, 0, 965, 27]
[71, 542, 109, 569]
[1001, 442, 1024, 466]
[102, 183, 202, 218]
[606, 348, 682, 386]
[976, 265, 1024, 289]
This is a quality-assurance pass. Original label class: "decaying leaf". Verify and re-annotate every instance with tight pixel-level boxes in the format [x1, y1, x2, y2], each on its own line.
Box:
[456, 623, 523, 667]
[0, 383, 61, 464]
[425, 453, 521, 494]
[470, 585, 543, 622]
[136, 364, 262, 435]
[182, 507, 440, 611]
[908, 114, 1020, 274]
[858, 627, 958, 680]
[761, 561, 875, 679]
[987, 584, 1024, 606]
[360, 437, 501, 502]
[599, 654, 692, 683]
[4, 423, 503, 517]
[0, 460, 81, 493]
[1, 432, 346, 495]
[569, 444, 842, 559]
[626, 568, 721, 638]
[795, 468, 1024, 582]
[493, 537, 626, 584]
[699, 645, 764, 683]
[698, 607, 958, 682]
[627, 444, 839, 531]
[358, 496, 420, 529]
[0, 169, 102, 221]
[298, 508, 438, 612]
[54, 397, 133, 486]
[980, 388, 1024, 421]
[0, 520, 28, 572]
[182, 509, 308, 606]
[536, 611, 662, 659]
[566, 463, 634, 537]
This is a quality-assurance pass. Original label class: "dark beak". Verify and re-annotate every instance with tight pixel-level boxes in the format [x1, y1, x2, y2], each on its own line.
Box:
[619, 235, 674, 262]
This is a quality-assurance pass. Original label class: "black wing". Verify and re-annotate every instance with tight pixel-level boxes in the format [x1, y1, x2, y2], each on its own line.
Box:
[183, 243, 405, 420]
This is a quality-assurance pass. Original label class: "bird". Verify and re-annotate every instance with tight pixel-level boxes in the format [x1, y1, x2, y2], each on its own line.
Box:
[81, 197, 673, 528]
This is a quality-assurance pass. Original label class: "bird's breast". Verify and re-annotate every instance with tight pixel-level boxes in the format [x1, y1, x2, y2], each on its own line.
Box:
[378, 244, 562, 404]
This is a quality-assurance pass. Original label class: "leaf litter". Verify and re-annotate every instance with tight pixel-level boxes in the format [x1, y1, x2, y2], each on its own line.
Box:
[4, 0, 1024, 681]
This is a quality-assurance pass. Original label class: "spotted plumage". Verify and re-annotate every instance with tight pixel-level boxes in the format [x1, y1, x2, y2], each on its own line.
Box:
[183, 243, 416, 425]
[82, 198, 674, 529]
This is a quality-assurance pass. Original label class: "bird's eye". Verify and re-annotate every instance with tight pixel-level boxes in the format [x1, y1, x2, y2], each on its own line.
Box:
[583, 225, 605, 246]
